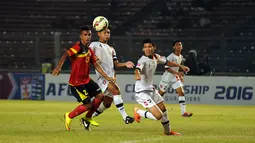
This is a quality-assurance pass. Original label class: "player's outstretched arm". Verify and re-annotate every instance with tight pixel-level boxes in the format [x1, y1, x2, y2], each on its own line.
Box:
[134, 69, 141, 80]
[52, 52, 68, 76]
[166, 61, 190, 73]
[94, 61, 115, 82]
[111, 46, 134, 68]
[114, 60, 135, 68]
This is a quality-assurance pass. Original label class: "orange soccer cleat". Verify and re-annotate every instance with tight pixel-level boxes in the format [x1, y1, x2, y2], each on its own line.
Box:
[164, 130, 182, 136]
[133, 107, 141, 123]
[182, 112, 193, 117]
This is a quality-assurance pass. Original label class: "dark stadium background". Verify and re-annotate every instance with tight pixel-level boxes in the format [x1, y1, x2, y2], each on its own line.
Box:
[0, 0, 254, 76]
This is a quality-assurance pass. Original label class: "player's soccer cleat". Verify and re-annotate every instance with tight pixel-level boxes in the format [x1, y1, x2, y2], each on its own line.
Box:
[133, 107, 141, 123]
[82, 117, 99, 127]
[124, 116, 135, 124]
[64, 112, 72, 131]
[182, 112, 193, 117]
[80, 118, 91, 131]
[164, 131, 182, 136]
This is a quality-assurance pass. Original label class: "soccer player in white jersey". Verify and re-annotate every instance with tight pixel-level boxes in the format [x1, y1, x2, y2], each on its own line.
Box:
[158, 40, 193, 117]
[81, 27, 135, 129]
[133, 39, 190, 136]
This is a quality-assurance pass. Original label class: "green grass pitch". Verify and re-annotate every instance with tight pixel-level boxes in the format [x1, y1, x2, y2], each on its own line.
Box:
[0, 100, 254, 143]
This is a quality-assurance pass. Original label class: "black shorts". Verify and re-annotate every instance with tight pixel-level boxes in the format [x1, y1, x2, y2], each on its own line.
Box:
[70, 79, 102, 104]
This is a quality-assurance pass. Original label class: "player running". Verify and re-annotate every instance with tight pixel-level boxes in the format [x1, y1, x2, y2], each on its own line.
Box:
[52, 26, 114, 131]
[80, 27, 134, 130]
[158, 40, 193, 117]
[133, 39, 190, 135]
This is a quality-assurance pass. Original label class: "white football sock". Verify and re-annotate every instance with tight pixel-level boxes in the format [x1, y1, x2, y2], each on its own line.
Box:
[92, 102, 107, 117]
[136, 109, 157, 120]
[113, 95, 128, 120]
[161, 111, 171, 134]
[179, 96, 186, 114]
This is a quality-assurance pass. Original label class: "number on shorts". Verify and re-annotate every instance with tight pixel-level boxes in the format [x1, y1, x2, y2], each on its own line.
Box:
[143, 101, 148, 106]
[143, 99, 151, 106]
[103, 80, 106, 85]
[83, 89, 88, 96]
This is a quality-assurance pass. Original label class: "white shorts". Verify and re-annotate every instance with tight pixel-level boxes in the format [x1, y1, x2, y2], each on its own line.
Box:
[159, 76, 183, 92]
[135, 90, 164, 108]
[97, 77, 113, 98]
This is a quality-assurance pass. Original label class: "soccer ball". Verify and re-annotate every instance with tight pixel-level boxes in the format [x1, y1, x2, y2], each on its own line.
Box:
[92, 16, 109, 32]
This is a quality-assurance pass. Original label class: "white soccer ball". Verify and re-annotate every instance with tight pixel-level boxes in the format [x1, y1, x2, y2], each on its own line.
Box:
[92, 16, 109, 32]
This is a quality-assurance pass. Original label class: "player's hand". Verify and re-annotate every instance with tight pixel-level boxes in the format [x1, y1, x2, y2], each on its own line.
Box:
[106, 77, 116, 83]
[180, 65, 190, 73]
[52, 68, 60, 76]
[125, 61, 135, 68]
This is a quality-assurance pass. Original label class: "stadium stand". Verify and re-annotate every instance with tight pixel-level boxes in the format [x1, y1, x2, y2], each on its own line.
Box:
[0, 0, 254, 74]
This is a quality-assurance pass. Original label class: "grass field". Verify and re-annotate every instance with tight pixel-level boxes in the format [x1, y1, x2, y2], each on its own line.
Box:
[0, 100, 255, 143]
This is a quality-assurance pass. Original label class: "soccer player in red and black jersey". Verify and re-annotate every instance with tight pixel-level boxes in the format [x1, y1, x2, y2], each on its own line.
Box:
[52, 26, 114, 131]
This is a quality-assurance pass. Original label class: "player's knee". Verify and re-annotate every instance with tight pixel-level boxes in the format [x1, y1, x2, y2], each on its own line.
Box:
[160, 108, 167, 113]
[103, 96, 113, 108]
[83, 104, 92, 110]
[104, 102, 111, 108]
[155, 114, 163, 120]
[103, 100, 112, 108]
[112, 89, 120, 95]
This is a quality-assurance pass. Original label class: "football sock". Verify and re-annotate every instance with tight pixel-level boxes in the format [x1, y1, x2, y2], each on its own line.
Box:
[136, 109, 157, 120]
[161, 111, 171, 135]
[179, 96, 186, 114]
[86, 97, 102, 118]
[113, 95, 128, 120]
[92, 102, 107, 117]
[68, 104, 88, 119]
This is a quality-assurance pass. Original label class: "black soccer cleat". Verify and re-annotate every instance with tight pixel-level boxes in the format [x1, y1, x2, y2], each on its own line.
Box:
[124, 116, 135, 124]
[80, 118, 91, 131]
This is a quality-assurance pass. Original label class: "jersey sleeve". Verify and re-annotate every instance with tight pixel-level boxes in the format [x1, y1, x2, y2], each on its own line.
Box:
[136, 57, 146, 71]
[89, 48, 97, 64]
[111, 47, 117, 61]
[155, 54, 167, 65]
[90, 42, 103, 62]
[67, 44, 81, 56]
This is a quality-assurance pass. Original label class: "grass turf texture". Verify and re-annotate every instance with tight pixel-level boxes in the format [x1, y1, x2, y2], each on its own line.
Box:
[0, 100, 254, 143]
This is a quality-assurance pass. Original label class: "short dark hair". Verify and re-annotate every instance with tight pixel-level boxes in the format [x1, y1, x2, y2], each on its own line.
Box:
[80, 25, 90, 33]
[142, 38, 155, 47]
[172, 40, 181, 46]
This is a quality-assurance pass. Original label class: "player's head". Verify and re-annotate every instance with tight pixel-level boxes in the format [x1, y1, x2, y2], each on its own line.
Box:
[142, 38, 156, 56]
[172, 40, 182, 54]
[97, 26, 111, 43]
[79, 26, 92, 45]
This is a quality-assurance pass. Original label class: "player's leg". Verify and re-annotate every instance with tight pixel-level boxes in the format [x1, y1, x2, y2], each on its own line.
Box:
[156, 101, 181, 136]
[65, 85, 92, 131]
[133, 91, 161, 122]
[173, 82, 193, 117]
[81, 93, 111, 131]
[92, 93, 113, 117]
[82, 80, 104, 127]
[88, 77, 113, 117]
[153, 90, 181, 136]
[107, 81, 134, 124]
[158, 80, 170, 96]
